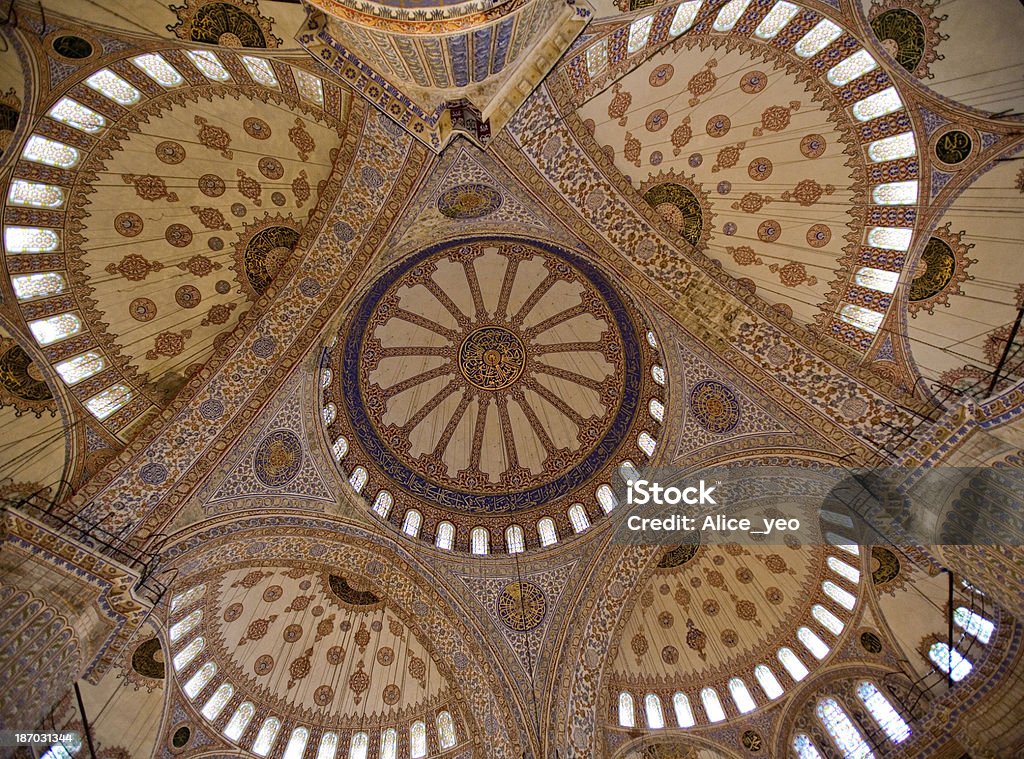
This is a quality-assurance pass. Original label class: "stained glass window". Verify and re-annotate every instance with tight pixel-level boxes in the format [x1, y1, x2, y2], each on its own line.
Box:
[618, 692, 635, 727]
[794, 19, 842, 58]
[646, 330, 658, 348]
[241, 56, 279, 87]
[12, 272, 67, 301]
[29, 314, 81, 346]
[169, 608, 201, 642]
[649, 398, 665, 422]
[821, 509, 855, 528]
[349, 466, 368, 494]
[409, 720, 427, 758]
[644, 693, 665, 728]
[826, 533, 859, 554]
[823, 580, 856, 610]
[855, 267, 899, 293]
[40, 734, 82, 759]
[402, 510, 422, 536]
[321, 368, 333, 387]
[8, 180, 65, 209]
[201, 683, 233, 721]
[6, 226, 60, 252]
[186, 50, 231, 82]
[827, 556, 860, 584]
[183, 660, 216, 698]
[754, 665, 784, 699]
[586, 40, 608, 76]
[798, 626, 830, 660]
[379, 728, 397, 759]
[839, 304, 884, 334]
[954, 607, 994, 644]
[437, 711, 457, 748]
[652, 365, 666, 386]
[252, 717, 281, 757]
[827, 49, 878, 86]
[568, 504, 591, 533]
[173, 636, 204, 671]
[729, 678, 756, 713]
[224, 702, 255, 741]
[348, 732, 369, 759]
[372, 490, 393, 517]
[672, 692, 694, 727]
[713, 0, 753, 31]
[85, 69, 141, 106]
[857, 682, 911, 743]
[171, 584, 206, 613]
[754, 1, 799, 39]
[132, 54, 184, 87]
[283, 728, 310, 759]
[701, 688, 725, 722]
[619, 460, 641, 484]
[853, 87, 903, 122]
[811, 604, 844, 635]
[323, 403, 337, 425]
[293, 68, 325, 105]
[929, 641, 973, 681]
[873, 181, 918, 206]
[793, 733, 824, 759]
[778, 647, 808, 681]
[817, 698, 874, 759]
[628, 15, 654, 53]
[597, 484, 617, 513]
[868, 132, 916, 163]
[670, 0, 703, 36]
[333, 436, 349, 461]
[436, 521, 455, 550]
[638, 432, 656, 457]
[538, 517, 558, 547]
[506, 524, 526, 553]
[317, 732, 338, 759]
[48, 98, 105, 133]
[471, 526, 489, 555]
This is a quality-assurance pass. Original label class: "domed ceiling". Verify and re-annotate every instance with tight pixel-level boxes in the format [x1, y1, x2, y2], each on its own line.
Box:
[322, 236, 665, 552]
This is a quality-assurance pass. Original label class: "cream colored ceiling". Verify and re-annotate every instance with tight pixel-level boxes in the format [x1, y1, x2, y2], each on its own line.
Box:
[578, 39, 857, 325]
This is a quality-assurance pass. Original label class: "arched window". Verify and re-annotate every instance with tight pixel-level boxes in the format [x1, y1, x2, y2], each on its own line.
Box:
[777, 647, 808, 682]
[586, 40, 607, 76]
[170, 584, 206, 613]
[644, 693, 664, 728]
[568, 504, 591, 532]
[811, 605, 844, 636]
[201, 683, 233, 720]
[754, 1, 799, 40]
[597, 484, 617, 513]
[816, 698, 874, 759]
[954, 607, 995, 644]
[132, 54, 184, 87]
[826, 533, 859, 555]
[853, 87, 903, 123]
[437, 710, 457, 749]
[252, 717, 281, 757]
[506, 524, 525, 554]
[7, 226, 60, 253]
[712, 0, 752, 31]
[854, 267, 899, 294]
[827, 556, 860, 584]
[754, 665, 783, 699]
[348, 732, 369, 759]
[332, 436, 349, 461]
[618, 692, 635, 727]
[85, 385, 133, 420]
[321, 368, 333, 387]
[436, 522, 455, 550]
[798, 627, 830, 660]
[241, 55, 280, 87]
[224, 702, 255, 741]
[21, 136, 79, 168]
[823, 581, 856, 610]
[169, 609, 201, 642]
[402, 510, 422, 537]
[646, 330, 658, 348]
[637, 432, 656, 457]
[827, 49, 878, 86]
[792, 733, 824, 759]
[409, 720, 427, 758]
[322, 403, 337, 426]
[349, 466, 368, 494]
[619, 460, 641, 484]
[316, 733, 338, 759]
[867, 226, 913, 252]
[669, 0, 701, 37]
[56, 352, 105, 385]
[649, 398, 665, 423]
[29, 314, 80, 346]
[85, 69, 141, 105]
[651, 365, 666, 386]
[869, 132, 916, 163]
[173, 637, 204, 671]
[538, 517, 558, 547]
[372, 491, 393, 517]
[928, 642, 973, 682]
[283, 727, 310, 759]
[471, 527, 489, 555]
[379, 728, 397, 759]
[183, 661, 217, 699]
[839, 304, 884, 334]
[857, 681, 910, 743]
[872, 181, 918, 206]
[728, 678, 756, 714]
[293, 68, 325, 105]
[49, 97, 106, 133]
[186, 50, 231, 81]
[794, 19, 842, 58]
[672, 692, 694, 727]
[700, 688, 725, 722]
[12, 272, 67, 301]
[627, 14, 654, 53]
[8, 180, 65, 208]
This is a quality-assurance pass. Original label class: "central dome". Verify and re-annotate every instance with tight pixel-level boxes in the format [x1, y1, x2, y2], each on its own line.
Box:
[323, 237, 664, 551]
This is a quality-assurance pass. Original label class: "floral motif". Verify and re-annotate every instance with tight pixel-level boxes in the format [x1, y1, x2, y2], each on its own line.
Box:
[145, 329, 192, 360]
[121, 173, 178, 202]
[671, 116, 692, 156]
[753, 101, 801, 137]
[288, 117, 315, 161]
[687, 57, 718, 107]
[194, 115, 233, 159]
[201, 302, 237, 327]
[608, 83, 631, 126]
[782, 179, 835, 207]
[770, 261, 818, 287]
[729, 246, 762, 267]
[624, 132, 642, 167]
[291, 169, 310, 208]
[106, 254, 164, 281]
[732, 192, 773, 214]
[712, 141, 746, 172]
[239, 614, 279, 645]
[176, 254, 222, 277]
[236, 169, 262, 206]
[190, 205, 232, 230]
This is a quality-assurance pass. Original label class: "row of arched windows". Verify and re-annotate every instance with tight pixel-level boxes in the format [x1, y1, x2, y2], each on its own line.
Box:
[793, 683, 911, 759]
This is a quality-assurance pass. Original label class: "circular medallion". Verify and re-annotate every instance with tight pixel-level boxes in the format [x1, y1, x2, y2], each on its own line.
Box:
[165, 224, 193, 248]
[741, 730, 763, 752]
[243, 117, 272, 140]
[910, 237, 956, 301]
[860, 630, 883, 653]
[807, 224, 832, 248]
[871, 8, 927, 73]
[748, 157, 773, 181]
[496, 581, 547, 631]
[870, 546, 901, 585]
[198, 174, 225, 197]
[253, 429, 302, 487]
[689, 380, 741, 434]
[129, 297, 157, 322]
[758, 219, 782, 242]
[131, 638, 165, 679]
[437, 183, 503, 219]
[258, 156, 284, 180]
[155, 140, 185, 164]
[175, 285, 202, 309]
[52, 35, 93, 59]
[114, 212, 143, 237]
[740, 71, 767, 94]
[800, 133, 827, 159]
[646, 109, 669, 132]
[458, 326, 526, 390]
[706, 114, 731, 138]
[649, 64, 674, 87]
[933, 128, 973, 167]
[171, 726, 190, 749]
